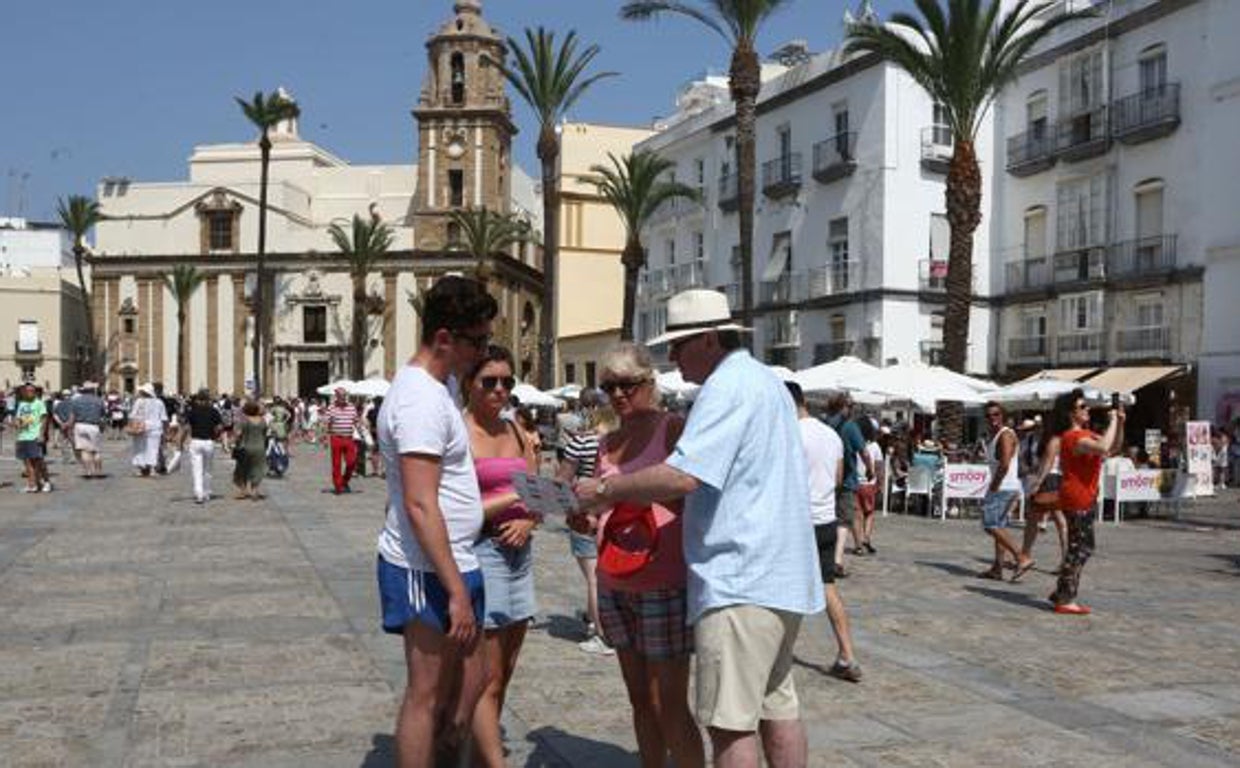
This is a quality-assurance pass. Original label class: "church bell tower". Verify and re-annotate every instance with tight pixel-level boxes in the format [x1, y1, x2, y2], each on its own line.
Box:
[413, 0, 517, 253]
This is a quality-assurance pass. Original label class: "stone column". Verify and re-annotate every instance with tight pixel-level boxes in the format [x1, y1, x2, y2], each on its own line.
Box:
[233, 273, 247, 395]
[137, 278, 152, 384]
[206, 276, 219, 392]
[152, 278, 165, 383]
[384, 272, 397, 376]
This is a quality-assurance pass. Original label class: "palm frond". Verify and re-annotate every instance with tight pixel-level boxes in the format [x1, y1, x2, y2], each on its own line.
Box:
[329, 214, 394, 277]
[56, 195, 103, 245]
[586, 151, 699, 238]
[495, 27, 616, 129]
[163, 264, 206, 304]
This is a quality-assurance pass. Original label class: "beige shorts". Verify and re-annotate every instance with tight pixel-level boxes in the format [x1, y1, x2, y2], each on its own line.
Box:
[694, 604, 803, 732]
[73, 423, 102, 453]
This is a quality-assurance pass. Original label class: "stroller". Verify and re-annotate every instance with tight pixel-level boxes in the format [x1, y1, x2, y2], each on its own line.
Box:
[266, 438, 290, 478]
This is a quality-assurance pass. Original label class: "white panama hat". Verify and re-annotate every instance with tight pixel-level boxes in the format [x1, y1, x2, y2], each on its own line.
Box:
[647, 289, 751, 347]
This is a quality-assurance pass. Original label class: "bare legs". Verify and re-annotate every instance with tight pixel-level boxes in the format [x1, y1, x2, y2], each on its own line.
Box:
[710, 720, 807, 768]
[616, 650, 705, 768]
[823, 584, 856, 667]
[471, 623, 529, 768]
[574, 553, 601, 636]
[396, 622, 487, 768]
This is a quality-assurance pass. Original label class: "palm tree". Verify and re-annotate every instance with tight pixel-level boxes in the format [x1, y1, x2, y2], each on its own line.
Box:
[57, 195, 104, 380]
[328, 214, 395, 381]
[446, 207, 533, 284]
[845, 0, 1090, 443]
[621, 0, 792, 334]
[586, 151, 700, 341]
[163, 264, 207, 393]
[235, 89, 300, 396]
[488, 27, 616, 389]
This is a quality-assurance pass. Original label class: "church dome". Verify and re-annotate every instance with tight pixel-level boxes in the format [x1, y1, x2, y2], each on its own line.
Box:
[436, 0, 498, 40]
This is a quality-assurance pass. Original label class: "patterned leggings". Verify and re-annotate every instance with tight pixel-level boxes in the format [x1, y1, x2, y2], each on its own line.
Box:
[1052, 512, 1096, 605]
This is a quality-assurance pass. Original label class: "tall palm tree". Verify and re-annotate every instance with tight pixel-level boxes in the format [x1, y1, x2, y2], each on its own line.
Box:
[845, 0, 1090, 443]
[621, 0, 793, 334]
[235, 89, 300, 396]
[586, 150, 700, 341]
[446, 207, 533, 284]
[328, 214, 394, 381]
[56, 195, 104, 380]
[163, 264, 207, 393]
[488, 27, 616, 389]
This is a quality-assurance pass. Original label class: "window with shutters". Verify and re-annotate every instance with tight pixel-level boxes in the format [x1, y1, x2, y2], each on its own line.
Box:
[1024, 207, 1048, 260]
[303, 306, 327, 344]
[829, 217, 850, 290]
[1056, 175, 1110, 251]
[1061, 49, 1104, 115]
[1139, 45, 1167, 95]
[1026, 91, 1049, 141]
[1135, 181, 1164, 239]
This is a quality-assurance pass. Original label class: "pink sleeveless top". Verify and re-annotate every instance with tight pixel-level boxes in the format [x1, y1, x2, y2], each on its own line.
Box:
[596, 414, 687, 592]
[475, 456, 533, 536]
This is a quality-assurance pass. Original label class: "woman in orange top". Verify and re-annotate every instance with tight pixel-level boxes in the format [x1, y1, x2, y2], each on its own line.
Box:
[1050, 389, 1124, 615]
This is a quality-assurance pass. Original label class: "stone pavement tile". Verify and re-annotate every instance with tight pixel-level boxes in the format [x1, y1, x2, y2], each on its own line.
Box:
[1083, 688, 1240, 723]
[157, 562, 320, 598]
[849, 729, 1166, 768]
[0, 567, 147, 598]
[126, 682, 395, 766]
[0, 642, 127, 698]
[158, 586, 341, 623]
[1088, 723, 1239, 768]
[1174, 714, 1240, 755]
[0, 693, 110, 768]
[872, 701, 1060, 743]
[140, 636, 383, 690]
[805, 714, 911, 750]
[797, 657, 988, 721]
[16, 529, 167, 566]
[0, 592, 148, 634]
[162, 542, 310, 568]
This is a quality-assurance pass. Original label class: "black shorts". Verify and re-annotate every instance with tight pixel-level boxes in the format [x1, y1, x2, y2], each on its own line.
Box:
[813, 522, 839, 584]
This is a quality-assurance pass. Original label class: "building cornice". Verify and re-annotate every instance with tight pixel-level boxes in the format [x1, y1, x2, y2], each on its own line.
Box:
[1015, 0, 1199, 75]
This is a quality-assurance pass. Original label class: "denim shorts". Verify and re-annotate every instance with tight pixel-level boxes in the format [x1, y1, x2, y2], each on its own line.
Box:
[982, 490, 1019, 531]
[16, 440, 44, 461]
[376, 556, 485, 636]
[569, 530, 598, 559]
[475, 536, 536, 630]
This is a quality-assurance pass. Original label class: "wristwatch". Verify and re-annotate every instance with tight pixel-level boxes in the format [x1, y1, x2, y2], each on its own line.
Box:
[596, 479, 610, 501]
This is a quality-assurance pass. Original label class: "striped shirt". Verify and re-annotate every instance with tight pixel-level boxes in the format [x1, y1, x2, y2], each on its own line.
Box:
[563, 432, 600, 479]
[323, 403, 360, 436]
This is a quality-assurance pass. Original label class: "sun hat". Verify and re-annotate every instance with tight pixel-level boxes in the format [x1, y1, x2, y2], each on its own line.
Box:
[137, 382, 156, 397]
[597, 502, 659, 579]
[918, 439, 940, 451]
[646, 289, 751, 347]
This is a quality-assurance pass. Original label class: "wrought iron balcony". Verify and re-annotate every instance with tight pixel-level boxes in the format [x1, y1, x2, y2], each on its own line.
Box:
[720, 283, 741, 311]
[1115, 325, 1171, 359]
[670, 259, 709, 291]
[769, 312, 800, 348]
[1006, 127, 1057, 176]
[1052, 245, 1108, 284]
[718, 172, 739, 212]
[1112, 84, 1180, 145]
[1005, 258, 1051, 292]
[760, 274, 794, 305]
[1008, 336, 1049, 362]
[1108, 235, 1177, 280]
[920, 340, 945, 365]
[761, 153, 802, 199]
[14, 341, 44, 358]
[1057, 105, 1110, 162]
[638, 268, 673, 301]
[1057, 331, 1104, 362]
[814, 340, 856, 364]
[812, 132, 857, 184]
[807, 261, 858, 298]
[920, 125, 953, 174]
[919, 259, 948, 292]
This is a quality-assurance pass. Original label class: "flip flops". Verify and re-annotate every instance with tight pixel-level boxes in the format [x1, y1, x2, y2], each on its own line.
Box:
[1010, 560, 1037, 583]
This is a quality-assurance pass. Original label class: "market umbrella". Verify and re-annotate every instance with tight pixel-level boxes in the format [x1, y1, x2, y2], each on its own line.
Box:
[512, 383, 563, 409]
[991, 374, 1133, 410]
[546, 383, 583, 400]
[843, 362, 993, 412]
[348, 378, 391, 398]
[316, 379, 356, 397]
[794, 356, 880, 394]
[656, 370, 699, 399]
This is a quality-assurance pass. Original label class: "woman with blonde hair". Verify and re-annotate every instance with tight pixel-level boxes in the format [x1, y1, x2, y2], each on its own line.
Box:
[569, 342, 704, 768]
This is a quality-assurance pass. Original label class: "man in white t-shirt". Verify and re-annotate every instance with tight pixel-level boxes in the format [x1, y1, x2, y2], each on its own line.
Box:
[787, 382, 862, 683]
[375, 275, 498, 767]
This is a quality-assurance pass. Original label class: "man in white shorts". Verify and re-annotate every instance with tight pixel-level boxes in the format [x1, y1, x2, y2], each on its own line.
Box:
[375, 275, 497, 767]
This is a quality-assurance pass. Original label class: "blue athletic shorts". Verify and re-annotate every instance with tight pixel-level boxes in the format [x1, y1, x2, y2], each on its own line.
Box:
[377, 556, 485, 636]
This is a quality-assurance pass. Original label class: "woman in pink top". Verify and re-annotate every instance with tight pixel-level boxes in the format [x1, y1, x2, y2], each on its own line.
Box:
[464, 345, 538, 767]
[570, 342, 704, 768]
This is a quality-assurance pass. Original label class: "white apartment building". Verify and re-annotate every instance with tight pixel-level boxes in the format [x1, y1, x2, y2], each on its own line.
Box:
[990, 0, 1240, 422]
[633, 38, 994, 374]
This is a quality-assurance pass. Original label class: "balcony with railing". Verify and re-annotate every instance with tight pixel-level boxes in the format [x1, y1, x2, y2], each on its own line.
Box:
[1057, 105, 1110, 162]
[920, 340, 945, 365]
[812, 132, 857, 184]
[1112, 83, 1180, 145]
[1006, 126, 1058, 176]
[1052, 245, 1107, 284]
[769, 312, 800, 348]
[814, 340, 855, 363]
[721, 283, 741, 311]
[1115, 325, 1171, 359]
[646, 197, 702, 227]
[670, 259, 709, 291]
[760, 274, 794, 305]
[807, 261, 858, 299]
[919, 259, 948, 292]
[920, 125, 953, 174]
[637, 268, 674, 302]
[762, 153, 802, 199]
[14, 341, 44, 359]
[718, 172, 738, 212]
[1008, 336, 1049, 363]
[1005, 258, 1052, 292]
[1057, 330, 1104, 362]
[1107, 234, 1177, 280]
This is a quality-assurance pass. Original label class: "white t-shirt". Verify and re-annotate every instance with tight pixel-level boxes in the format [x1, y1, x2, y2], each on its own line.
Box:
[857, 441, 883, 486]
[376, 365, 483, 573]
[799, 417, 844, 525]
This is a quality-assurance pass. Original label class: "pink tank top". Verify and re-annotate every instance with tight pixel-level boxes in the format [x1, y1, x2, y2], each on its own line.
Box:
[475, 456, 533, 535]
[596, 414, 687, 592]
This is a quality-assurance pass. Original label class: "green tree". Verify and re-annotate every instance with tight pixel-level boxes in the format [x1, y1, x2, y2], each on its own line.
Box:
[586, 151, 700, 341]
[845, 0, 1090, 442]
[621, 0, 793, 334]
[56, 195, 104, 381]
[163, 264, 207, 393]
[235, 89, 300, 396]
[488, 27, 616, 388]
[328, 214, 395, 381]
[446, 207, 533, 285]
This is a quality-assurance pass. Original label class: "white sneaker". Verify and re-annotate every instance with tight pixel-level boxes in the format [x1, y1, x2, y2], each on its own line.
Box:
[578, 635, 615, 656]
[40, 482, 52, 492]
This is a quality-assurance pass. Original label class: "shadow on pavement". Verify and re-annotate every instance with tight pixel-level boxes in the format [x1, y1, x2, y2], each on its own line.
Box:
[915, 560, 980, 578]
[524, 726, 637, 767]
[538, 613, 587, 643]
[1205, 553, 1240, 573]
[964, 585, 1050, 611]
[359, 733, 395, 767]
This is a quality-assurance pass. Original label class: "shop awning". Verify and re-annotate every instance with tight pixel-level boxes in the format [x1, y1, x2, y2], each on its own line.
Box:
[1081, 365, 1186, 394]
[1018, 368, 1101, 384]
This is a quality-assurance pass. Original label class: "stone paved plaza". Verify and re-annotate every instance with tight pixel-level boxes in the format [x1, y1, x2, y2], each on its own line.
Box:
[2, 440, 1240, 767]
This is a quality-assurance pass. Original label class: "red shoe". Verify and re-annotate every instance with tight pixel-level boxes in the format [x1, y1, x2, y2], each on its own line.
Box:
[1053, 603, 1092, 615]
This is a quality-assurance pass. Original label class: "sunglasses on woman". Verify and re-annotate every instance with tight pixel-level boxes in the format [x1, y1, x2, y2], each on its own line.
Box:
[479, 376, 516, 391]
[600, 378, 648, 396]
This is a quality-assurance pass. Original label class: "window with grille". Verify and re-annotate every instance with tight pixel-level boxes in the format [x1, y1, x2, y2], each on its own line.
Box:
[208, 212, 233, 251]
[1139, 46, 1167, 95]
[1059, 292, 1102, 331]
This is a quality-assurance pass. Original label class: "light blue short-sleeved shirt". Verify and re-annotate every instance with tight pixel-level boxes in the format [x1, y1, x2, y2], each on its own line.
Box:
[666, 350, 825, 623]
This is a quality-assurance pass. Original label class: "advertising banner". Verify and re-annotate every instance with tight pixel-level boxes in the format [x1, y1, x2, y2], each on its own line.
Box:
[1185, 421, 1214, 496]
[943, 464, 990, 500]
[1114, 469, 1163, 502]
[1144, 429, 1162, 464]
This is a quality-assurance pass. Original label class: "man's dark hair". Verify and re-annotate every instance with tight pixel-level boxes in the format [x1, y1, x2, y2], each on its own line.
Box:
[825, 392, 850, 415]
[984, 400, 1003, 413]
[420, 276, 499, 345]
[716, 330, 744, 351]
[784, 380, 805, 408]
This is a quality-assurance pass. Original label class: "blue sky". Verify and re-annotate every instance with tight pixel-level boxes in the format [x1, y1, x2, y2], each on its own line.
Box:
[2, 0, 908, 222]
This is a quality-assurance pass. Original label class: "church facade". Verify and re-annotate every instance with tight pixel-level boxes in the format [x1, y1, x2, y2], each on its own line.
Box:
[91, 0, 544, 397]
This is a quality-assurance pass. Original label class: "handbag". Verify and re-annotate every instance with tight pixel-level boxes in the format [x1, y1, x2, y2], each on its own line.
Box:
[1031, 490, 1059, 509]
[125, 420, 146, 437]
[597, 503, 659, 579]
